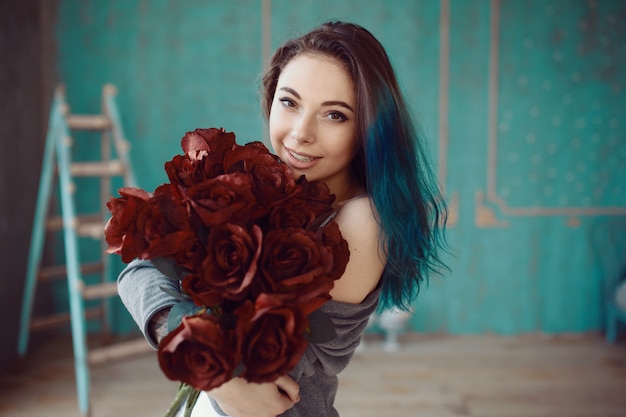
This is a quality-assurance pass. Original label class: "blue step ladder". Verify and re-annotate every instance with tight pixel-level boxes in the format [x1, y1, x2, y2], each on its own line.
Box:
[18, 84, 151, 417]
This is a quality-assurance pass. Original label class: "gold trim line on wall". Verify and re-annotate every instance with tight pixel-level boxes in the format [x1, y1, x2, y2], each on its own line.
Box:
[478, 0, 626, 227]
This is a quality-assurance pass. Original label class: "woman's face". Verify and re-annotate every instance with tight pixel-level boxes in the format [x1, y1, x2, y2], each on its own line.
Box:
[269, 53, 358, 197]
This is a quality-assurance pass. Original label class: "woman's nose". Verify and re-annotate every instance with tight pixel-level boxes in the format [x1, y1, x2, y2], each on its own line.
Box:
[290, 114, 316, 144]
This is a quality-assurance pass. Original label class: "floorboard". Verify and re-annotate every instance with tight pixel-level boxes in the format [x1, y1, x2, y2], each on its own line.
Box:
[1, 332, 624, 417]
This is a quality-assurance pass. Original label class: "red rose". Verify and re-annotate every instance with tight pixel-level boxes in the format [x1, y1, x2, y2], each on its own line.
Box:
[235, 295, 308, 383]
[151, 184, 188, 229]
[181, 128, 236, 162]
[172, 234, 206, 272]
[317, 221, 350, 281]
[164, 154, 205, 196]
[286, 222, 350, 313]
[268, 195, 332, 231]
[255, 228, 336, 308]
[181, 273, 224, 307]
[267, 178, 336, 230]
[104, 187, 153, 262]
[158, 314, 237, 391]
[165, 129, 238, 195]
[144, 184, 204, 267]
[223, 142, 297, 207]
[292, 178, 336, 216]
[258, 228, 333, 286]
[222, 141, 272, 171]
[199, 223, 263, 302]
[187, 171, 264, 227]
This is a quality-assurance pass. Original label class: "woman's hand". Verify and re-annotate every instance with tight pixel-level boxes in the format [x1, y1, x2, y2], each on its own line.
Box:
[208, 375, 300, 417]
[148, 307, 171, 345]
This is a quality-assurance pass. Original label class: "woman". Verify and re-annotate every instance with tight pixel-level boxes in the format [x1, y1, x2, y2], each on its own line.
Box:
[118, 20, 447, 417]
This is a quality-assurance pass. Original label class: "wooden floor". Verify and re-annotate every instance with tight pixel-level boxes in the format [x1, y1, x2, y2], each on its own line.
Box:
[1, 332, 625, 417]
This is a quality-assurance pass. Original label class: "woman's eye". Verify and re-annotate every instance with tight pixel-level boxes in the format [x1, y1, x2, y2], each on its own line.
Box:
[327, 111, 347, 122]
[279, 98, 296, 108]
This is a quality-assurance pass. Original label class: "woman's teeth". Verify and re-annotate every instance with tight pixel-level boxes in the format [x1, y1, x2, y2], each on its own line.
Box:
[289, 150, 315, 162]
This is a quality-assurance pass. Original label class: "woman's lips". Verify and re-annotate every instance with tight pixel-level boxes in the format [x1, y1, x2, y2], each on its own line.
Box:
[289, 149, 315, 162]
[285, 148, 319, 168]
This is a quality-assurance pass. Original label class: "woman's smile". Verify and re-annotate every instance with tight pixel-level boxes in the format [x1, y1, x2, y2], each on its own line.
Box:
[286, 147, 319, 166]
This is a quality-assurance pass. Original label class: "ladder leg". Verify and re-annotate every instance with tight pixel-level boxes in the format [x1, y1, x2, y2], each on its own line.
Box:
[68, 255, 91, 417]
[68, 259, 92, 417]
[104, 84, 137, 187]
[56, 119, 91, 417]
[100, 122, 113, 338]
[17, 94, 63, 357]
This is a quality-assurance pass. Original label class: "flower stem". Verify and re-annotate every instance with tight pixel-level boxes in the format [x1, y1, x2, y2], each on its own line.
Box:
[183, 389, 201, 417]
[163, 383, 193, 417]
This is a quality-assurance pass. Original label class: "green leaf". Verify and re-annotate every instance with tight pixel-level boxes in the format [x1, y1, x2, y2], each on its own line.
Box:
[152, 257, 182, 281]
[158, 285, 190, 302]
[306, 309, 337, 344]
[167, 300, 204, 332]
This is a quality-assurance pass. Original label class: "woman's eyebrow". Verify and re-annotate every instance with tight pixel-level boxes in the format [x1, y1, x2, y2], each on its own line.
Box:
[322, 100, 354, 113]
[278, 87, 301, 99]
[278, 87, 355, 113]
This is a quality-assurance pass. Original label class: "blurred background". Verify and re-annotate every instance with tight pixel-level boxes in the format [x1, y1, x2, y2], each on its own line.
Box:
[2, 0, 625, 380]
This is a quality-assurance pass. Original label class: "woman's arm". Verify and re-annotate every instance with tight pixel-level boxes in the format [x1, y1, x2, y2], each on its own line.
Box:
[117, 259, 180, 348]
[147, 306, 171, 344]
[117, 259, 300, 416]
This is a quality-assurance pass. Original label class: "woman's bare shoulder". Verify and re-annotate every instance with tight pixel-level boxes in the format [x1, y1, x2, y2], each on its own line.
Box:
[330, 196, 385, 304]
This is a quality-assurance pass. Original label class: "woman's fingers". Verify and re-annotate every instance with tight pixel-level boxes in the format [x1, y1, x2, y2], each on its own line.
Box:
[208, 376, 299, 417]
[274, 375, 300, 403]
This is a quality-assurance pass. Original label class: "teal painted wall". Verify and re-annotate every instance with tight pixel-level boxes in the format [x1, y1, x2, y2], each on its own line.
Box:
[52, 0, 626, 335]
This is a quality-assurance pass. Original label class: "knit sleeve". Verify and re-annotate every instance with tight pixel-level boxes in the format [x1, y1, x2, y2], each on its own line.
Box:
[289, 284, 381, 380]
[117, 259, 180, 349]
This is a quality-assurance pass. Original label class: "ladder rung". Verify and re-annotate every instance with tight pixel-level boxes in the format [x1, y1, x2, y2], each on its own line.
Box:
[88, 338, 152, 365]
[29, 306, 104, 332]
[81, 282, 118, 300]
[66, 114, 111, 130]
[77, 220, 106, 239]
[46, 214, 104, 238]
[39, 262, 104, 282]
[70, 160, 125, 177]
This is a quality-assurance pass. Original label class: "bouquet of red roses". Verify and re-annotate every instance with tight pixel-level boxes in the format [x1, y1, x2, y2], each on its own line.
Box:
[104, 128, 349, 415]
